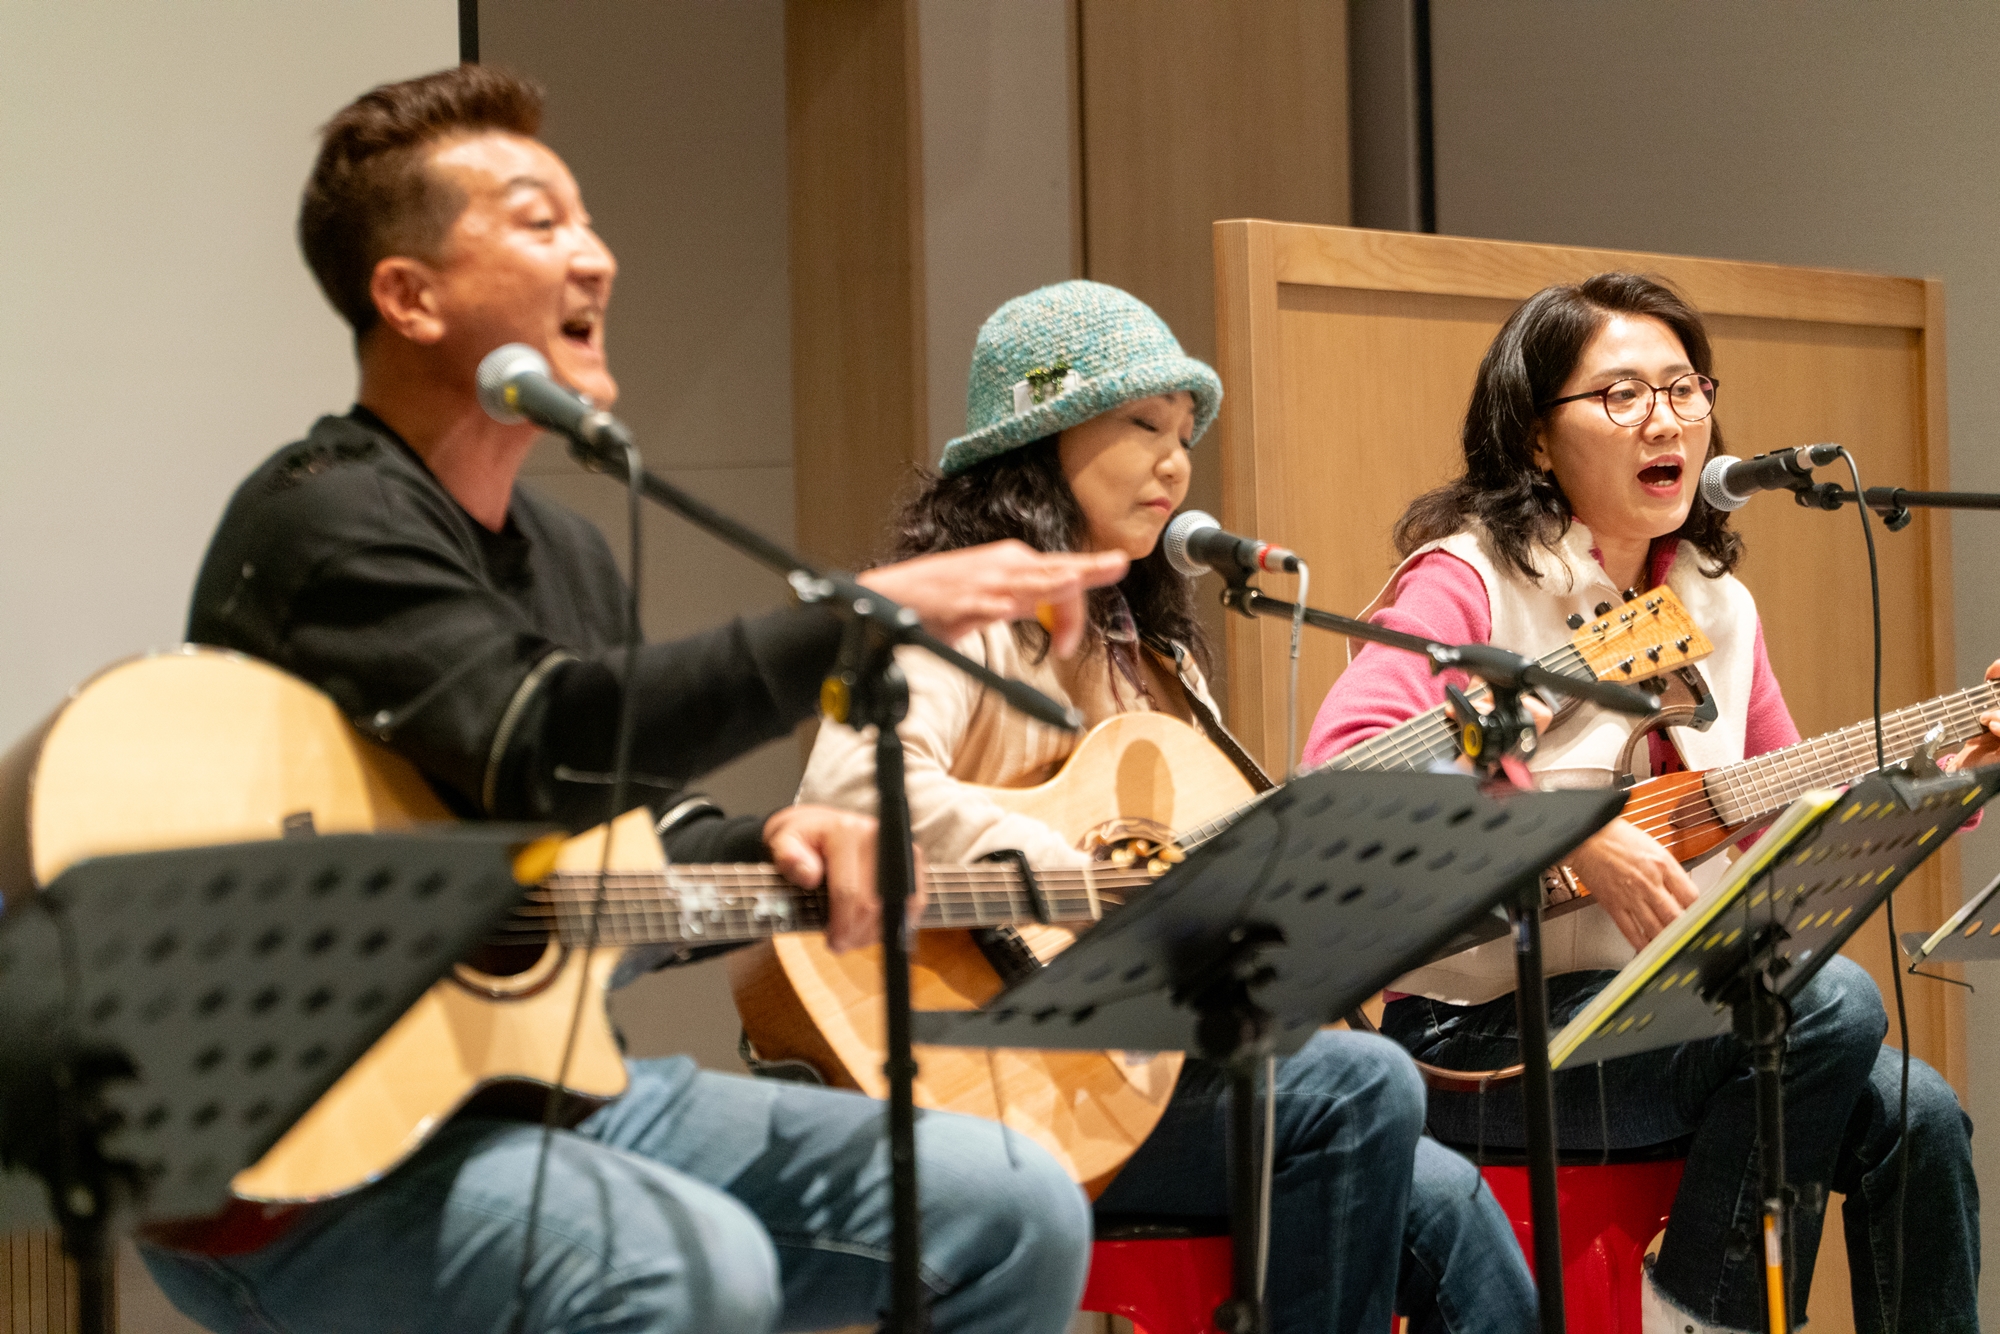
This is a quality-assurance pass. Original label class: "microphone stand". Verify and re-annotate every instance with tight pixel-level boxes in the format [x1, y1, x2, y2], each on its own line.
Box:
[564, 434, 1079, 1334]
[1216, 576, 1657, 1334]
[1790, 481, 2000, 531]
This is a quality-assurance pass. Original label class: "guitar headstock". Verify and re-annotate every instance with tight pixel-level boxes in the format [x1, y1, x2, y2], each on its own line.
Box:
[1570, 585, 1714, 682]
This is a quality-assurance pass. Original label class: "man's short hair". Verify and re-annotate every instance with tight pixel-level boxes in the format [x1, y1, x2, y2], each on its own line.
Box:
[299, 65, 544, 338]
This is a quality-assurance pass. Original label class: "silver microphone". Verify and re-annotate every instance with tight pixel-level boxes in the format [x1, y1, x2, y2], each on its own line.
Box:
[1162, 509, 1301, 578]
[475, 343, 632, 457]
[1698, 444, 1842, 511]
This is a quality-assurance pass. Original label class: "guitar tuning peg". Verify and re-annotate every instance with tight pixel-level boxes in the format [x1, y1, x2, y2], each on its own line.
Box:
[1566, 613, 1585, 630]
[1622, 587, 1640, 602]
[1594, 601, 1613, 617]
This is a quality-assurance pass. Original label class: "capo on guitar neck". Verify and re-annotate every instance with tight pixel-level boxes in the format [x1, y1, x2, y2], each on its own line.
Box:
[979, 848, 1052, 925]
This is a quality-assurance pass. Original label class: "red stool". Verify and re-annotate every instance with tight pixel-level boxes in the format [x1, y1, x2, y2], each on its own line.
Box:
[1080, 1220, 1409, 1334]
[1478, 1157, 1686, 1334]
[1080, 1220, 1234, 1334]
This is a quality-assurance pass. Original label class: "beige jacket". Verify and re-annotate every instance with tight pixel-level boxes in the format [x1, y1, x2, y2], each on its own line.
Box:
[797, 623, 1217, 866]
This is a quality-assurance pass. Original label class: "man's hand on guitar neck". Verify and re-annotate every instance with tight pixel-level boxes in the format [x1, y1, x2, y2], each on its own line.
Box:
[763, 804, 931, 953]
[858, 541, 1129, 659]
[1565, 819, 1701, 951]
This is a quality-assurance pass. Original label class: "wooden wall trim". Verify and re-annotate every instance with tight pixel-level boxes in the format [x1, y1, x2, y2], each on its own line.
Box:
[1920, 276, 1966, 1092]
[787, 0, 928, 572]
[1214, 219, 1282, 746]
[1254, 221, 1929, 329]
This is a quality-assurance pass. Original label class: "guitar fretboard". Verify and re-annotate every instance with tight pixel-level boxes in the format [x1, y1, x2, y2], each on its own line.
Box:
[1323, 643, 1595, 776]
[1707, 678, 2000, 828]
[511, 862, 1153, 947]
[1165, 642, 1597, 856]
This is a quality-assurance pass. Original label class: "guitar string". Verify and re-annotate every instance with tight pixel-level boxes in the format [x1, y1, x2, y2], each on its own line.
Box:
[1615, 680, 2000, 832]
[1171, 619, 1670, 847]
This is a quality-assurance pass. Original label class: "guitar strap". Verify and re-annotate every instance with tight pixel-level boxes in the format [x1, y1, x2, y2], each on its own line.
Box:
[1151, 639, 1278, 794]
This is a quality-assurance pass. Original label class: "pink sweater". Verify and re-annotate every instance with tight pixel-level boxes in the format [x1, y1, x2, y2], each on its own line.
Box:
[1301, 540, 1802, 773]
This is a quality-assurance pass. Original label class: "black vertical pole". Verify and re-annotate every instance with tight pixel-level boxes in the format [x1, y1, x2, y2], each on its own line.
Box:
[1744, 987, 1791, 1334]
[1510, 884, 1566, 1334]
[458, 0, 480, 64]
[1411, 0, 1437, 233]
[874, 680, 927, 1333]
[1221, 1060, 1265, 1334]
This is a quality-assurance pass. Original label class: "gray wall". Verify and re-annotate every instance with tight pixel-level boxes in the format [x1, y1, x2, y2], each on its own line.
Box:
[1427, 0, 2000, 1317]
[0, 2, 454, 743]
[918, 0, 1079, 460]
[0, 7, 456, 1327]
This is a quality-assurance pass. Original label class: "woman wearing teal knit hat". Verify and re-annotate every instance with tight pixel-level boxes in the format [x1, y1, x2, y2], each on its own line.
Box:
[800, 281, 1535, 1333]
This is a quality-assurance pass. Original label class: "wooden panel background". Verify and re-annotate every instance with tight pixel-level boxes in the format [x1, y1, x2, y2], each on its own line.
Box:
[787, 0, 929, 573]
[0, 1232, 79, 1334]
[1216, 221, 1955, 1332]
[1078, 0, 1349, 704]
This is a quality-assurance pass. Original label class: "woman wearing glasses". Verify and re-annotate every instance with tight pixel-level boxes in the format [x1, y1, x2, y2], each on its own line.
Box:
[1302, 273, 1981, 1333]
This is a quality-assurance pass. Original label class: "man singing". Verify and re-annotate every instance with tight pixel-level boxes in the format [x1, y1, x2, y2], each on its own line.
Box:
[144, 64, 1124, 1334]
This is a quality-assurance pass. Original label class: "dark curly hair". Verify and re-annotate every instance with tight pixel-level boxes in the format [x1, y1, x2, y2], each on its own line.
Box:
[889, 439, 1211, 670]
[1394, 272, 1743, 581]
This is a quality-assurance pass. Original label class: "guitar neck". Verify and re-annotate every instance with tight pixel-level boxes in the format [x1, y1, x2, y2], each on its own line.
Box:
[524, 861, 1151, 948]
[1704, 678, 2000, 829]
[1167, 641, 1597, 855]
[1324, 642, 1595, 775]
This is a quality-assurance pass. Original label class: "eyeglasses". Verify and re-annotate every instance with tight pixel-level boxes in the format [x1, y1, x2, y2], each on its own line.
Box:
[1541, 373, 1719, 427]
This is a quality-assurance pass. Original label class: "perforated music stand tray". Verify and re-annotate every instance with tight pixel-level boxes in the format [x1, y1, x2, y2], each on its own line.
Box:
[1549, 765, 2000, 1071]
[0, 827, 545, 1227]
[915, 768, 1625, 1061]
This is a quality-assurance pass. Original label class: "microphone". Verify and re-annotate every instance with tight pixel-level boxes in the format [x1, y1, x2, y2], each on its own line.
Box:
[1698, 443, 1842, 511]
[1162, 510, 1301, 578]
[475, 343, 633, 458]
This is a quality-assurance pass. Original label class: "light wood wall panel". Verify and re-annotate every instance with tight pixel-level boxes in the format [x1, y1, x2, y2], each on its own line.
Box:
[0, 1231, 80, 1334]
[788, 0, 929, 571]
[1216, 222, 1955, 1331]
[1079, 0, 1349, 695]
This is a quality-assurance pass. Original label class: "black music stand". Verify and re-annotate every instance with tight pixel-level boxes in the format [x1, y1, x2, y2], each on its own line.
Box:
[1902, 865, 2000, 968]
[916, 767, 1627, 1334]
[0, 827, 545, 1334]
[1548, 764, 2000, 1334]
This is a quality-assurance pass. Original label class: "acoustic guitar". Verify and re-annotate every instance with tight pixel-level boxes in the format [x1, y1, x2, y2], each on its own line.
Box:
[0, 648, 1158, 1206]
[1608, 673, 2000, 870]
[730, 584, 1715, 1194]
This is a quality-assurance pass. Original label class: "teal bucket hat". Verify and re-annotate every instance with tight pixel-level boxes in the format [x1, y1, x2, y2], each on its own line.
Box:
[938, 280, 1223, 476]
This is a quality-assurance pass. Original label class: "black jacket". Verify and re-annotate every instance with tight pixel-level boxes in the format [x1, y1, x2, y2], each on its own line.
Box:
[188, 408, 841, 863]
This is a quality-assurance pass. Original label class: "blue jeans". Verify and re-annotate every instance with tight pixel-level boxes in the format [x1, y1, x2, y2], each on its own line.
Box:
[1381, 957, 1978, 1333]
[140, 1056, 1091, 1333]
[1095, 1029, 1535, 1334]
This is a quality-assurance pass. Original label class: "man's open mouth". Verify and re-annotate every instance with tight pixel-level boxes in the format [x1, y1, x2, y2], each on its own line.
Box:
[560, 312, 598, 347]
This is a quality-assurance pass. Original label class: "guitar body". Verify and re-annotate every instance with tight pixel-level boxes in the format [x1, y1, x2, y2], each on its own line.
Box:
[0, 648, 639, 1204]
[730, 711, 1259, 1197]
[1627, 768, 1736, 865]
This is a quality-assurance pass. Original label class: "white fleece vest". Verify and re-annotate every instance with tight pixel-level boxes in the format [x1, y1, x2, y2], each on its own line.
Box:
[1378, 522, 1762, 1005]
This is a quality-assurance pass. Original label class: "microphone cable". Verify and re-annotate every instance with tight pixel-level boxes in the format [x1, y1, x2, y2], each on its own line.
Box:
[509, 435, 648, 1333]
[1286, 561, 1309, 780]
[1837, 445, 1908, 1332]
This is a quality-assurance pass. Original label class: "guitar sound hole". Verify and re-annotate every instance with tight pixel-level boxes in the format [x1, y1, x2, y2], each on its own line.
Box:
[462, 939, 550, 977]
